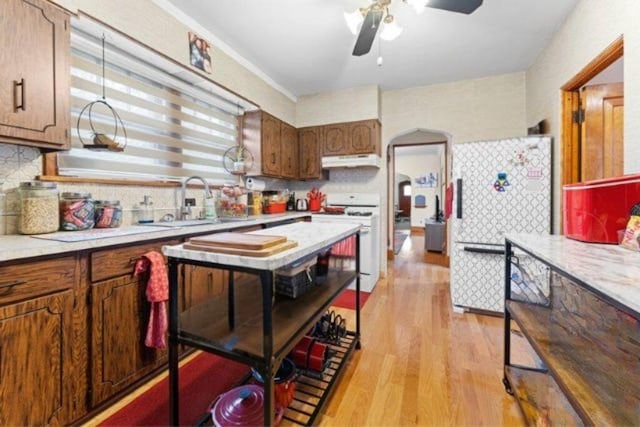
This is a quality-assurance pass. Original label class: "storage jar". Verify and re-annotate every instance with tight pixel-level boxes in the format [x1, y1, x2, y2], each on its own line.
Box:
[94, 200, 123, 228]
[60, 192, 95, 231]
[17, 181, 59, 235]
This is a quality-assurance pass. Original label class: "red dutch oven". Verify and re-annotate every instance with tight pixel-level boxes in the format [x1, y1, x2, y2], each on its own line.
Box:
[251, 358, 297, 410]
[210, 384, 284, 426]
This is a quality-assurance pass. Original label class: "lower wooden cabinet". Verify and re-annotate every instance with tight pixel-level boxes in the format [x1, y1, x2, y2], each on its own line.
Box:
[182, 265, 228, 311]
[89, 274, 167, 407]
[0, 290, 74, 426]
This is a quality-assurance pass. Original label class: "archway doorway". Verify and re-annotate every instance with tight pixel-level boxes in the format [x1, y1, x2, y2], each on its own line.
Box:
[387, 128, 450, 266]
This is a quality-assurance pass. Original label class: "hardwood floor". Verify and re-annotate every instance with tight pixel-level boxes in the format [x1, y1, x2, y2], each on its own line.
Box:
[88, 234, 526, 426]
[318, 234, 525, 426]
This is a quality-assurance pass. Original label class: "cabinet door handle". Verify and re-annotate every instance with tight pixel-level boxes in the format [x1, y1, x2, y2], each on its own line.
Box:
[14, 78, 25, 112]
[271, 153, 276, 164]
[0, 280, 26, 291]
[288, 158, 291, 168]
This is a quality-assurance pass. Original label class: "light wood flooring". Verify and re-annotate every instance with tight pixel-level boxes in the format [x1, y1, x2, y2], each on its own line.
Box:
[318, 235, 525, 426]
[87, 235, 526, 426]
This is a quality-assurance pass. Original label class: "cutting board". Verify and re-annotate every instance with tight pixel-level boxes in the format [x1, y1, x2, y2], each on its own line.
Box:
[183, 240, 298, 257]
[187, 232, 287, 250]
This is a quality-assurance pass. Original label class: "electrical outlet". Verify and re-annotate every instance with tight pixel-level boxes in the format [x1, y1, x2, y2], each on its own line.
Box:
[185, 198, 196, 206]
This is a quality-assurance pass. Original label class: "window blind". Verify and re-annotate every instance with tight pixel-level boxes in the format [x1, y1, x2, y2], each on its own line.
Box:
[59, 20, 251, 184]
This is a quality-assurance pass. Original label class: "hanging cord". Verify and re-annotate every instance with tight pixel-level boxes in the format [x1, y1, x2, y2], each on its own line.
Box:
[101, 34, 106, 100]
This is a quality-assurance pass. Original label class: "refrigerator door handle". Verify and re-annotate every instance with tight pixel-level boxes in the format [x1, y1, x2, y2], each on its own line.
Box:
[456, 178, 463, 219]
[463, 246, 506, 255]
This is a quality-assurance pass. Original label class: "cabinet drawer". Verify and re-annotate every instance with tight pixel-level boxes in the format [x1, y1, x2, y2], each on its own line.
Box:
[0, 256, 76, 306]
[90, 240, 180, 282]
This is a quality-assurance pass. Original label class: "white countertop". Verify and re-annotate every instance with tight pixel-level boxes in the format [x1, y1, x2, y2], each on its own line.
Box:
[162, 222, 361, 271]
[506, 233, 640, 315]
[0, 213, 309, 263]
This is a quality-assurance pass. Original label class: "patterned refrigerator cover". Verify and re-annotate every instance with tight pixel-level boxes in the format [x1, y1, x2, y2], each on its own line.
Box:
[450, 136, 552, 312]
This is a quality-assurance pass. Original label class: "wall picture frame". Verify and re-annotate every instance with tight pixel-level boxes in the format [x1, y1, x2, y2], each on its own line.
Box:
[188, 32, 212, 74]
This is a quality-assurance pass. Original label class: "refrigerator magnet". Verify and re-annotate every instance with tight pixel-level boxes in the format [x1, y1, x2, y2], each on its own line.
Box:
[511, 147, 530, 166]
[494, 172, 511, 192]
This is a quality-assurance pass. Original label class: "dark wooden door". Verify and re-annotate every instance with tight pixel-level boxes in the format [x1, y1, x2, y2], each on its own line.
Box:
[398, 180, 411, 219]
[323, 123, 348, 156]
[0, 0, 69, 148]
[581, 83, 624, 181]
[348, 120, 376, 154]
[280, 121, 299, 179]
[261, 113, 281, 176]
[90, 275, 165, 406]
[0, 290, 74, 426]
[299, 127, 323, 179]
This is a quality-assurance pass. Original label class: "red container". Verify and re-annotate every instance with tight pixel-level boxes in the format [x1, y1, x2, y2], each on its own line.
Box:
[264, 202, 286, 214]
[563, 174, 640, 243]
[308, 199, 321, 212]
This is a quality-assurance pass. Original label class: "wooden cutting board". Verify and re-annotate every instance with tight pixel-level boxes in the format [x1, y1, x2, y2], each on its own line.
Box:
[187, 232, 287, 250]
[183, 240, 298, 257]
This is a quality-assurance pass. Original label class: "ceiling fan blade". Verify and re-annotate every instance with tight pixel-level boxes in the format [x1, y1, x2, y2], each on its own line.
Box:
[426, 0, 483, 14]
[352, 9, 384, 56]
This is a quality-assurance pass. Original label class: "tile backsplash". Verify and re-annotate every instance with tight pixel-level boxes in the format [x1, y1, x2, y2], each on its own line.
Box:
[0, 143, 217, 235]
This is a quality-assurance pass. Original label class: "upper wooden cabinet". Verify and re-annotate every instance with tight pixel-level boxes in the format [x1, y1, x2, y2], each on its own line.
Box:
[281, 121, 299, 179]
[349, 120, 379, 154]
[322, 119, 380, 156]
[299, 126, 323, 180]
[0, 0, 70, 150]
[323, 123, 348, 156]
[243, 110, 297, 179]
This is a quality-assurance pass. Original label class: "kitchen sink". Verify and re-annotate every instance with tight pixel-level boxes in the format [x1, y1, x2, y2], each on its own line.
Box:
[143, 219, 219, 227]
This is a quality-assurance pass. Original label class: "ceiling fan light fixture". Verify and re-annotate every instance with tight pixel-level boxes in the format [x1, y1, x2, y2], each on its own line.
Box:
[344, 9, 365, 35]
[405, 0, 428, 14]
[380, 16, 403, 41]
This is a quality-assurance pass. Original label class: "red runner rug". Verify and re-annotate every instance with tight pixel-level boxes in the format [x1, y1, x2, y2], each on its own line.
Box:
[331, 289, 370, 310]
[99, 353, 248, 426]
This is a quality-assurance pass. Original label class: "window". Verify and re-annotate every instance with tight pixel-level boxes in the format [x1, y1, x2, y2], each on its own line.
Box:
[58, 17, 257, 184]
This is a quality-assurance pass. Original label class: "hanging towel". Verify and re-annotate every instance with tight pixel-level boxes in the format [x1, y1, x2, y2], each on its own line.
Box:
[133, 251, 168, 349]
[331, 235, 356, 257]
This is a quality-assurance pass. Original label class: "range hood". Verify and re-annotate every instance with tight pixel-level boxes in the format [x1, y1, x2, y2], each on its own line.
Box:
[321, 154, 381, 169]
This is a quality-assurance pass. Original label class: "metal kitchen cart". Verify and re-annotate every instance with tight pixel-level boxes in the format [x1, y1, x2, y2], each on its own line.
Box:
[163, 222, 363, 426]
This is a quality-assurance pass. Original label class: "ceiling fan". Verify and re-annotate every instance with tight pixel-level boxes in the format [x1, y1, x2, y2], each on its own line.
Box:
[346, 0, 484, 56]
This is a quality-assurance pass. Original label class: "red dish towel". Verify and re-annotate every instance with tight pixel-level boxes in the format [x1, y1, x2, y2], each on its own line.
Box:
[133, 251, 168, 349]
[331, 235, 356, 257]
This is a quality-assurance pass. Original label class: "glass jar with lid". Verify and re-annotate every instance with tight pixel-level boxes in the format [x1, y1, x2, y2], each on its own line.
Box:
[60, 192, 95, 231]
[94, 200, 123, 228]
[17, 181, 59, 235]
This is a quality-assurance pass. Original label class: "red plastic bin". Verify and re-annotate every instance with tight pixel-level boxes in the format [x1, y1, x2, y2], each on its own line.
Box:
[563, 174, 640, 244]
[263, 202, 286, 214]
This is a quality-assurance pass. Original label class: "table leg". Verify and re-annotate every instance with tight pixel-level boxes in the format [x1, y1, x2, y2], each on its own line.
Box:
[168, 258, 180, 425]
[260, 270, 275, 425]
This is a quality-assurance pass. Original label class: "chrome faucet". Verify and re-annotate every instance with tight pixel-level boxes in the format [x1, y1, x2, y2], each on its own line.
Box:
[180, 176, 212, 220]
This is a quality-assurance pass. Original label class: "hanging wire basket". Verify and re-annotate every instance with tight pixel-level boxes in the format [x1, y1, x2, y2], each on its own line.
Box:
[76, 34, 127, 152]
[222, 146, 254, 175]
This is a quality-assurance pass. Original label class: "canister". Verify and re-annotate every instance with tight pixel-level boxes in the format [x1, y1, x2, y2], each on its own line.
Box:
[60, 192, 95, 231]
[95, 200, 123, 228]
[17, 181, 59, 234]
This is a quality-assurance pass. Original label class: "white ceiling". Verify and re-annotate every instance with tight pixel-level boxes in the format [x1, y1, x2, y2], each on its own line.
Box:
[165, 0, 580, 98]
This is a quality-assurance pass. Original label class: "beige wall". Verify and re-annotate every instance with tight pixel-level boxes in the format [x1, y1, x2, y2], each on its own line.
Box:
[296, 85, 380, 127]
[526, 0, 640, 229]
[51, 0, 296, 123]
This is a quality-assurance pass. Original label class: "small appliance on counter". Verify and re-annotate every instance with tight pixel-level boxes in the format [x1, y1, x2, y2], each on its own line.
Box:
[295, 198, 308, 211]
[564, 173, 640, 244]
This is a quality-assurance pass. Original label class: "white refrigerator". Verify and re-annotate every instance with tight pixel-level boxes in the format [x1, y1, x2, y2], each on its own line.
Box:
[450, 136, 552, 313]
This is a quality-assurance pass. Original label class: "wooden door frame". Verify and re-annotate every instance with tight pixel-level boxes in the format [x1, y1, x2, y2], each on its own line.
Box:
[560, 37, 623, 190]
[560, 36, 623, 233]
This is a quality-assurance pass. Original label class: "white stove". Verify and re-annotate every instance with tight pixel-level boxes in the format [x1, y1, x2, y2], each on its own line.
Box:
[311, 193, 380, 292]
